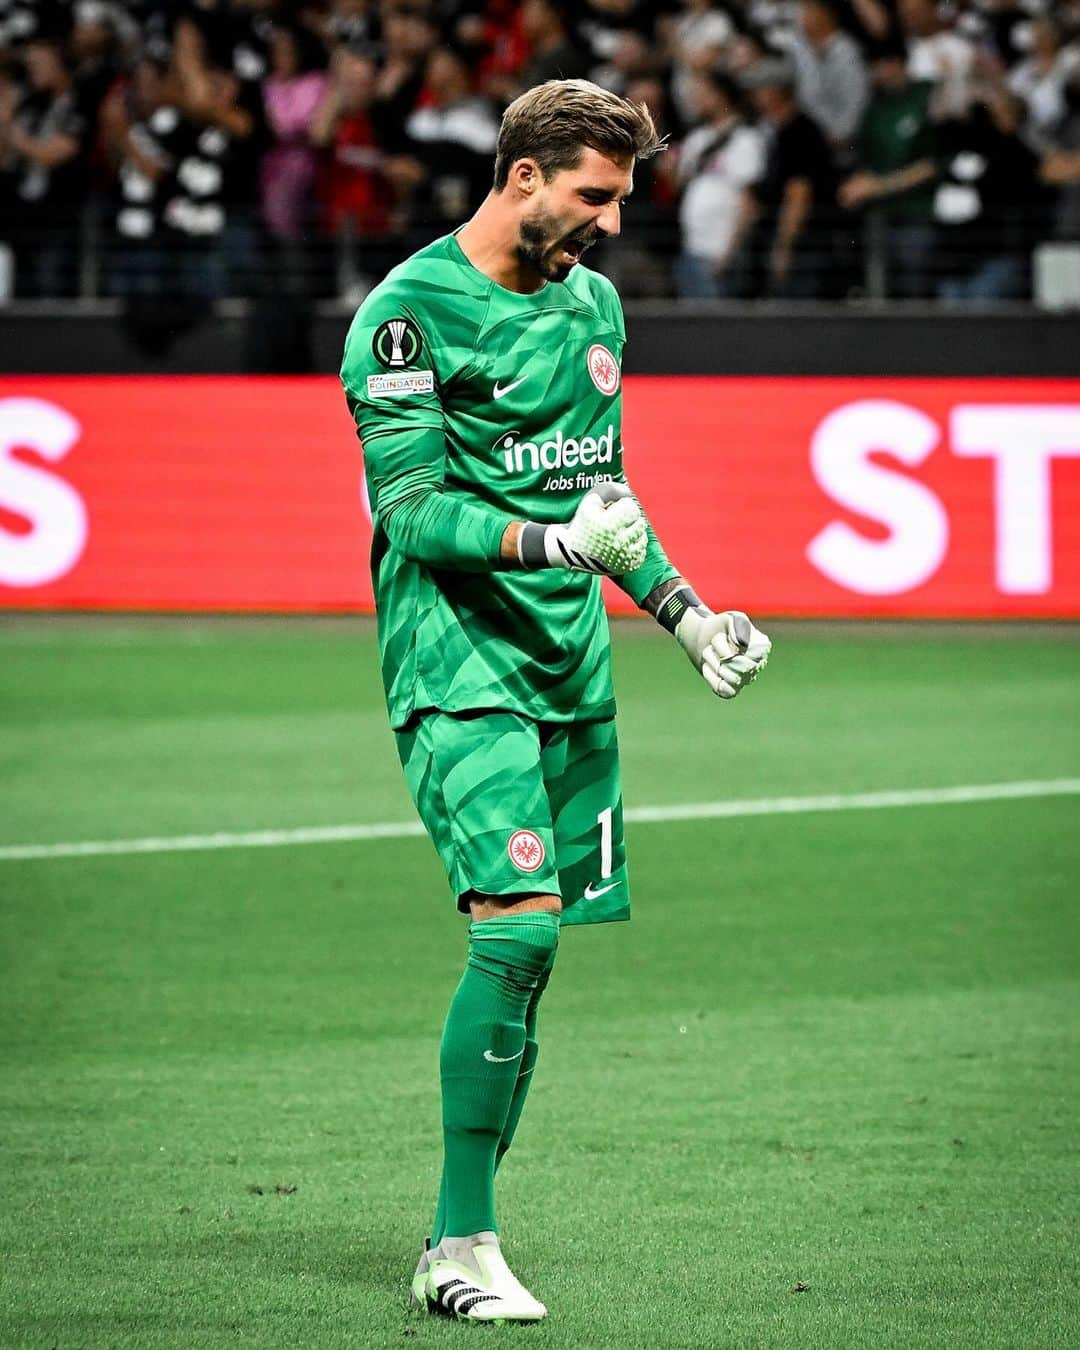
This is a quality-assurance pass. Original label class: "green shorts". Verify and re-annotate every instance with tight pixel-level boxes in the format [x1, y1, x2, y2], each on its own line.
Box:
[395, 709, 629, 926]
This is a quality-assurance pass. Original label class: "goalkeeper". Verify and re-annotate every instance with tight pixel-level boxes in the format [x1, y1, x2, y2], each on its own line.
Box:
[339, 78, 771, 1325]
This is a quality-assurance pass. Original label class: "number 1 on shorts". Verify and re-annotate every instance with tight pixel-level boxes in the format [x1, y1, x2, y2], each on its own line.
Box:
[597, 806, 613, 880]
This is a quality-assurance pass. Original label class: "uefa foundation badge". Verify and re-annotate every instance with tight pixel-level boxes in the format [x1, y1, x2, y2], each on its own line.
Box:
[587, 344, 619, 396]
[508, 830, 546, 873]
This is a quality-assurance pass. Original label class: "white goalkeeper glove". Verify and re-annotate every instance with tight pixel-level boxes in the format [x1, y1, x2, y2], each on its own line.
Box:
[518, 480, 647, 575]
[654, 585, 771, 699]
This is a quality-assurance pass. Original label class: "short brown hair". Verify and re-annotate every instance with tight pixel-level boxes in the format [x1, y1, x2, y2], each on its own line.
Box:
[493, 79, 665, 190]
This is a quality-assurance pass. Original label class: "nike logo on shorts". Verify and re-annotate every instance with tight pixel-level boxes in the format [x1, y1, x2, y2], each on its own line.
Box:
[484, 1048, 525, 1063]
[493, 376, 527, 400]
[583, 881, 619, 901]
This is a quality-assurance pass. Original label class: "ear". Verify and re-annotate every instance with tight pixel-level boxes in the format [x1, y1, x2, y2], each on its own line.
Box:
[508, 157, 541, 198]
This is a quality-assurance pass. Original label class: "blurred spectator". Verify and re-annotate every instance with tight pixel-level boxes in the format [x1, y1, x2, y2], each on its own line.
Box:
[103, 51, 230, 329]
[838, 45, 936, 297]
[403, 44, 498, 221]
[516, 0, 590, 93]
[900, 0, 977, 121]
[667, 0, 736, 128]
[726, 23, 784, 80]
[580, 0, 658, 54]
[972, 0, 1037, 74]
[312, 45, 392, 236]
[1009, 16, 1076, 153]
[407, 44, 499, 159]
[456, 1, 529, 106]
[325, 0, 381, 53]
[575, 0, 650, 105]
[1041, 66, 1080, 241]
[0, 0, 53, 52]
[933, 63, 1047, 302]
[69, 2, 129, 124]
[788, 0, 870, 161]
[672, 67, 764, 297]
[745, 58, 839, 298]
[171, 8, 266, 296]
[261, 22, 328, 240]
[0, 33, 89, 296]
[590, 27, 658, 97]
[847, 0, 896, 51]
[591, 71, 678, 296]
[311, 43, 394, 298]
[371, 5, 438, 152]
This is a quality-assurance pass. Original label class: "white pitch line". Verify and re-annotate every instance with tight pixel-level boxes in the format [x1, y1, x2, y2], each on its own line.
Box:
[625, 778, 1080, 823]
[2, 778, 1078, 864]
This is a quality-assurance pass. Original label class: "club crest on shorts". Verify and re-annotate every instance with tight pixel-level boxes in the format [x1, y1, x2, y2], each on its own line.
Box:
[587, 344, 619, 396]
[372, 316, 423, 369]
[507, 829, 545, 873]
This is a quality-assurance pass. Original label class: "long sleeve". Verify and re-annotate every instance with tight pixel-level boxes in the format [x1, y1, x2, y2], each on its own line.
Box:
[341, 287, 515, 572]
[358, 419, 513, 570]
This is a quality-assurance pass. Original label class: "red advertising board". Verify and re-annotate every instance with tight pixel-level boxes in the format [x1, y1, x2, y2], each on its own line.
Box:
[1, 375, 1079, 616]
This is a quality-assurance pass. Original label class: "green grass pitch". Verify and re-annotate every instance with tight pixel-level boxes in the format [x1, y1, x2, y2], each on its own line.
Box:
[1, 618, 1078, 1349]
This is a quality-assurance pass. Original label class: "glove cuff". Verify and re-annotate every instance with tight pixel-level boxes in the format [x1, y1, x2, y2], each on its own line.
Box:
[655, 585, 709, 636]
[517, 521, 551, 570]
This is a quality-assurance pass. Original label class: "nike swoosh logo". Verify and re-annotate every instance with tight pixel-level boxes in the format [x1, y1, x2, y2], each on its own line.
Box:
[493, 376, 527, 400]
[484, 1048, 525, 1063]
[583, 881, 619, 901]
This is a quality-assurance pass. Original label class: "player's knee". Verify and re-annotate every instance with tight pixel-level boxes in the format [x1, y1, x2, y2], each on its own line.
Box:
[467, 891, 562, 920]
[467, 906, 560, 985]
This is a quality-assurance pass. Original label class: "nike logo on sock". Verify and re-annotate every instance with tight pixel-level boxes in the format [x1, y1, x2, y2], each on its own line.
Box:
[483, 1048, 525, 1063]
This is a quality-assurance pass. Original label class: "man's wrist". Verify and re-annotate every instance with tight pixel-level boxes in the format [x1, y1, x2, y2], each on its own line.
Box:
[499, 519, 570, 570]
[642, 578, 710, 635]
[500, 521, 524, 564]
[517, 521, 551, 569]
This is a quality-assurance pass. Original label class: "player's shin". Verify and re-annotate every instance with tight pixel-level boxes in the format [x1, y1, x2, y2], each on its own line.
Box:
[495, 962, 552, 1171]
[437, 913, 560, 1240]
[431, 941, 552, 1245]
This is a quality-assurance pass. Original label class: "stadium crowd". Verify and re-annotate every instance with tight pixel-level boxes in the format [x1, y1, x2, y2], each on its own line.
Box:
[1, 0, 1079, 307]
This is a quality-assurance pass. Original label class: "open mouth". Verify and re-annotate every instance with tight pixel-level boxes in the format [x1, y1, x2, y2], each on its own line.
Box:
[558, 236, 590, 265]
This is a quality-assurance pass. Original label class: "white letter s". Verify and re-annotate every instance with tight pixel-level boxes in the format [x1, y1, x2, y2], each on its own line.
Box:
[807, 399, 948, 595]
[0, 397, 88, 587]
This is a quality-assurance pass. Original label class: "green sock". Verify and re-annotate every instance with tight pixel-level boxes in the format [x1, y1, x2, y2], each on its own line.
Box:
[495, 967, 550, 1171]
[433, 912, 559, 1242]
[431, 964, 552, 1242]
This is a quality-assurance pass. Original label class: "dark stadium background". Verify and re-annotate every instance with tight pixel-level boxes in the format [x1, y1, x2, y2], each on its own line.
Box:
[1, 3, 1078, 1347]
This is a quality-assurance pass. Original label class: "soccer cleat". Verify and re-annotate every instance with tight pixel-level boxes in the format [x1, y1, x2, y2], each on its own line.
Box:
[420, 1232, 547, 1322]
[408, 1237, 432, 1310]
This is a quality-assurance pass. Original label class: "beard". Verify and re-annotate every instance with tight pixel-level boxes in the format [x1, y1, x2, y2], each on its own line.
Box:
[517, 208, 599, 282]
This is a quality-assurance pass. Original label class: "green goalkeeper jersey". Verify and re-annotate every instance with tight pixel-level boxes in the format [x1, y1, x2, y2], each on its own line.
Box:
[340, 232, 674, 730]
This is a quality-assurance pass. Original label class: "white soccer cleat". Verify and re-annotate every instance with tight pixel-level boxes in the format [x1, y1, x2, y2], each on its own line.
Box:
[409, 1239, 433, 1310]
[415, 1232, 547, 1322]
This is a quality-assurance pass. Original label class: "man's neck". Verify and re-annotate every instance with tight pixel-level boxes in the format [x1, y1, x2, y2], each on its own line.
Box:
[455, 194, 547, 295]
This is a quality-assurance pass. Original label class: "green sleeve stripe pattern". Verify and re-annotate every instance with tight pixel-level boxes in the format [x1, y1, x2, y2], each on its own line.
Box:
[348, 420, 511, 570]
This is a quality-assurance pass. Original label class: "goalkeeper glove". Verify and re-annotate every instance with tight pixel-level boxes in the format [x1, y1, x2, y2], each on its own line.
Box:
[517, 480, 647, 575]
[656, 587, 771, 699]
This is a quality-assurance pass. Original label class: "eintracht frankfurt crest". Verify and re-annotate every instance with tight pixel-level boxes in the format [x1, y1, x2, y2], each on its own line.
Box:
[372, 316, 423, 369]
[507, 829, 546, 873]
[587, 343, 619, 395]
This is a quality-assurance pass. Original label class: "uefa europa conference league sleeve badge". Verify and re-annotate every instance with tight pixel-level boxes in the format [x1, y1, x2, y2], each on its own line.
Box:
[372, 317, 424, 369]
